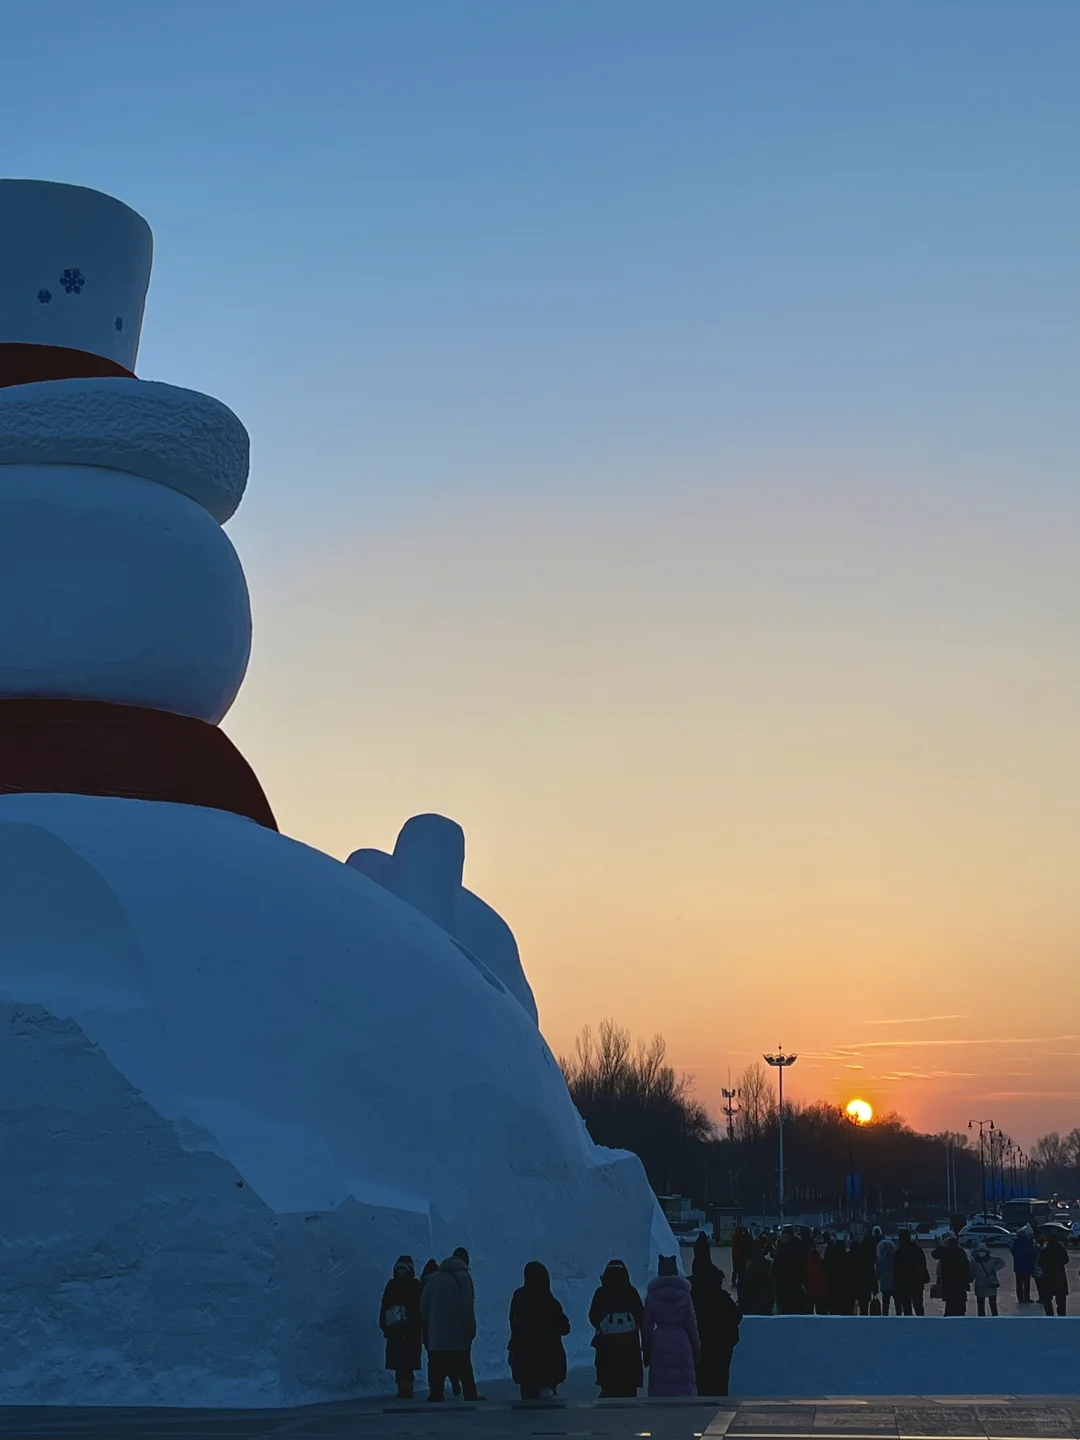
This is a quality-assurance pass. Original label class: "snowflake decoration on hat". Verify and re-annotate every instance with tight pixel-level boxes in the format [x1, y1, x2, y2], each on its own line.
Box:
[59, 268, 85, 294]
[37, 289, 51, 304]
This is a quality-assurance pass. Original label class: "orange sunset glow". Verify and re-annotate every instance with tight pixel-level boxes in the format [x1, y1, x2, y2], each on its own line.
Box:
[228, 476, 1080, 1151]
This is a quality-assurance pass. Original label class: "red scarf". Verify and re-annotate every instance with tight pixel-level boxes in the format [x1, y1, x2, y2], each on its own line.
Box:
[0, 697, 276, 830]
[0, 342, 134, 388]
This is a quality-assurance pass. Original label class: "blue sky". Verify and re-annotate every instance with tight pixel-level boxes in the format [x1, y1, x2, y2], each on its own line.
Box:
[6, 0, 1077, 538]
[3, 2, 1079, 1136]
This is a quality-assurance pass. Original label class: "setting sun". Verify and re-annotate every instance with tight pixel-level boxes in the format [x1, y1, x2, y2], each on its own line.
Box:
[846, 1098, 874, 1125]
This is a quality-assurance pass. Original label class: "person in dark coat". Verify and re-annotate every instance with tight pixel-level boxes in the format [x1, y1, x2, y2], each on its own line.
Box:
[589, 1258, 644, 1398]
[892, 1230, 929, 1315]
[1011, 1226, 1036, 1303]
[643, 1256, 699, 1398]
[802, 1245, 829, 1315]
[690, 1235, 741, 1396]
[380, 1255, 423, 1399]
[1037, 1234, 1070, 1316]
[731, 1227, 753, 1280]
[931, 1236, 972, 1316]
[737, 1240, 775, 1315]
[772, 1233, 809, 1313]
[507, 1261, 571, 1399]
[824, 1237, 855, 1314]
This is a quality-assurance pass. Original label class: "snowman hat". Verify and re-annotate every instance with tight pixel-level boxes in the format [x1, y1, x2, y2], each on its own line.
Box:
[0, 179, 152, 382]
[0, 179, 249, 524]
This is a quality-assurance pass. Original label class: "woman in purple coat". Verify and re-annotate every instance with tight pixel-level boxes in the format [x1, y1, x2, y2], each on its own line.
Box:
[642, 1255, 700, 1397]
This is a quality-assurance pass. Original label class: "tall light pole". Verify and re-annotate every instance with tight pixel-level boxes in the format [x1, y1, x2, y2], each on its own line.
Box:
[721, 1082, 741, 1143]
[764, 1048, 797, 1226]
[969, 1119, 994, 1218]
[845, 1110, 860, 1226]
[994, 1131, 1004, 1209]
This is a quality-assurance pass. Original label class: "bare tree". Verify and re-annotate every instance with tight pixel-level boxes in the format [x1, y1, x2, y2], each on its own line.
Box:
[1033, 1132, 1068, 1170]
[734, 1061, 773, 1142]
[560, 1020, 713, 1192]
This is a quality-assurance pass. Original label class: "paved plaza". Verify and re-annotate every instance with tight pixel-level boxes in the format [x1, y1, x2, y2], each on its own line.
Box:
[3, 1393, 1080, 1440]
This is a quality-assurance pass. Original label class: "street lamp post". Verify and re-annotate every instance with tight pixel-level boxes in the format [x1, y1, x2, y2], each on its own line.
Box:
[845, 1111, 859, 1225]
[969, 1119, 994, 1218]
[764, 1048, 798, 1227]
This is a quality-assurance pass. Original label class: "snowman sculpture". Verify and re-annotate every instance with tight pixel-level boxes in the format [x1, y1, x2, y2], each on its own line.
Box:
[0, 181, 673, 1407]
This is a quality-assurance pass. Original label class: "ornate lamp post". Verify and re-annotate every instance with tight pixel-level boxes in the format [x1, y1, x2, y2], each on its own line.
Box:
[969, 1118, 994, 1218]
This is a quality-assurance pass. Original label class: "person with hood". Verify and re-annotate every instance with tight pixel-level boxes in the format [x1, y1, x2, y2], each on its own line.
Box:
[507, 1261, 571, 1400]
[737, 1239, 775, 1315]
[969, 1241, 1005, 1316]
[643, 1255, 700, 1397]
[380, 1255, 423, 1399]
[690, 1233, 741, 1396]
[588, 1259, 644, 1398]
[892, 1230, 930, 1315]
[1036, 1232, 1070, 1315]
[420, 1247, 481, 1402]
[772, 1232, 809, 1314]
[1012, 1226, 1036, 1303]
[418, 1261, 459, 1397]
[875, 1231, 898, 1315]
[802, 1243, 829, 1315]
[931, 1235, 972, 1316]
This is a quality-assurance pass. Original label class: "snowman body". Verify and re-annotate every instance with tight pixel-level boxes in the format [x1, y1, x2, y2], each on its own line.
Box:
[0, 181, 671, 1406]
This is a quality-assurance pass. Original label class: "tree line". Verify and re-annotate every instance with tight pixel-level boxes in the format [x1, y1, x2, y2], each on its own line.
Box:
[560, 1021, 1059, 1220]
[1029, 1129, 1080, 1199]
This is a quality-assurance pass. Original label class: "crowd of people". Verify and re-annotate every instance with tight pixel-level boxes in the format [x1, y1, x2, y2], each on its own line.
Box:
[377, 1232, 741, 1402]
[377, 1225, 1071, 1403]
[730, 1223, 1070, 1318]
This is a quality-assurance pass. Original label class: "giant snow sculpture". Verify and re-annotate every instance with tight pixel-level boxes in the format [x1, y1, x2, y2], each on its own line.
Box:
[0, 181, 674, 1407]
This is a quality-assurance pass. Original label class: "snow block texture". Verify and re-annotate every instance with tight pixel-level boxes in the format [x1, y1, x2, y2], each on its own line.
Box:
[730, 1315, 1080, 1395]
[0, 796, 668, 1406]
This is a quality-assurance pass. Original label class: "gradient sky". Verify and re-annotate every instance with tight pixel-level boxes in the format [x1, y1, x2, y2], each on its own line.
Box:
[3, 1, 1079, 1145]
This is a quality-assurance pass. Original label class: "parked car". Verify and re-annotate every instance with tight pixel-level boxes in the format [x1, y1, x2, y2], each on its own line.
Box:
[918, 1221, 954, 1240]
[1037, 1222, 1072, 1245]
[957, 1222, 1014, 1249]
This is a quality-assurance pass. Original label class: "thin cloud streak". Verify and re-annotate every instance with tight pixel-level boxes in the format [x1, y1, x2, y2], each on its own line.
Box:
[864, 1014, 968, 1026]
[986, 1091, 1080, 1101]
[837, 1035, 1080, 1052]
